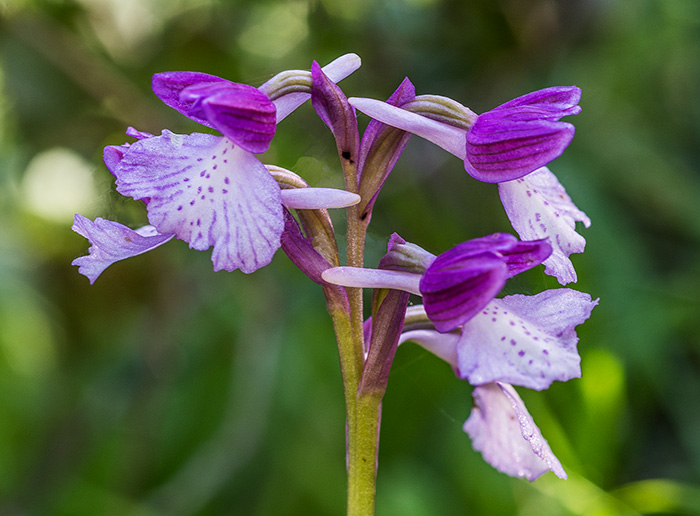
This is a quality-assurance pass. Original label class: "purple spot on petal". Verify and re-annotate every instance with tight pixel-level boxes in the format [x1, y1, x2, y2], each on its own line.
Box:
[510, 339, 517, 346]
[518, 350, 525, 357]
[509, 320, 515, 326]
[177, 205, 183, 211]
[222, 189, 228, 194]
[501, 336, 506, 341]
[190, 200, 195, 206]
[224, 177, 230, 184]
[213, 165, 218, 170]
[543, 349, 549, 355]
[492, 317, 497, 322]
[200, 170, 206, 177]
[208, 186, 214, 193]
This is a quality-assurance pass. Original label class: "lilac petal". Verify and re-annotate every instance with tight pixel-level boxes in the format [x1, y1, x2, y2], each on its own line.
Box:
[465, 115, 576, 183]
[268, 53, 362, 123]
[179, 82, 277, 154]
[349, 97, 467, 159]
[399, 328, 460, 370]
[113, 130, 284, 274]
[321, 266, 422, 295]
[464, 382, 567, 480]
[152, 71, 228, 128]
[457, 289, 598, 390]
[71, 214, 174, 284]
[498, 167, 591, 285]
[280, 188, 360, 209]
[420, 243, 509, 333]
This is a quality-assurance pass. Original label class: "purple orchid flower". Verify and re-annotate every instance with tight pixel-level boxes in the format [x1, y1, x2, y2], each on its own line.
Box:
[73, 55, 362, 282]
[348, 86, 581, 183]
[348, 87, 589, 285]
[322, 232, 551, 333]
[399, 288, 597, 480]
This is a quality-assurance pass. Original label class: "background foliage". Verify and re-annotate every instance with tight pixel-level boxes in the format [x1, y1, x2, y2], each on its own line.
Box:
[1, 0, 700, 514]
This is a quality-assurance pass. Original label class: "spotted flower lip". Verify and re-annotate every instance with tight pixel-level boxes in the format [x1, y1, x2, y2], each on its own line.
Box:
[73, 56, 362, 282]
[398, 290, 598, 480]
[321, 233, 552, 333]
[349, 85, 581, 183]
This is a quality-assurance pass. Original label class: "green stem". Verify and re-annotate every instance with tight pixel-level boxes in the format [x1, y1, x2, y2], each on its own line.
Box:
[347, 393, 382, 516]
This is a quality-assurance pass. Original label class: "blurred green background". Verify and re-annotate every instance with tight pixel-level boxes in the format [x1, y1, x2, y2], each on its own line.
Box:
[1, 0, 700, 514]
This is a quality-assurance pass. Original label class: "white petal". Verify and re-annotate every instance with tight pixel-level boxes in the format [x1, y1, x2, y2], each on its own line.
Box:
[280, 187, 360, 209]
[464, 382, 567, 480]
[321, 266, 422, 295]
[349, 97, 467, 159]
[114, 131, 283, 273]
[457, 289, 597, 390]
[498, 167, 591, 285]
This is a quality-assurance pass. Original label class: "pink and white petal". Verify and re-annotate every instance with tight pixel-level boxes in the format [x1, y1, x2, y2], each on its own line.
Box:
[280, 187, 360, 209]
[399, 328, 460, 370]
[71, 215, 174, 284]
[321, 267, 422, 295]
[464, 382, 567, 480]
[498, 167, 591, 285]
[349, 97, 467, 159]
[267, 53, 362, 123]
[457, 289, 597, 390]
[114, 131, 284, 274]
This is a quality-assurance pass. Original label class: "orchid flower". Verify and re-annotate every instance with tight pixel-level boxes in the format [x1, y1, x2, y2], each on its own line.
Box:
[348, 86, 589, 284]
[399, 287, 597, 480]
[349, 86, 581, 183]
[322, 232, 552, 333]
[73, 55, 361, 282]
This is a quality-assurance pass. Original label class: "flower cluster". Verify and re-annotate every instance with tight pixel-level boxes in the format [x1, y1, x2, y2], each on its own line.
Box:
[72, 53, 596, 484]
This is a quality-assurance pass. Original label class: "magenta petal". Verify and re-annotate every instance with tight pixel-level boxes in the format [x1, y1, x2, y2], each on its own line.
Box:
[181, 82, 277, 154]
[464, 382, 567, 480]
[71, 215, 174, 284]
[495, 86, 581, 114]
[464, 86, 581, 183]
[113, 130, 284, 273]
[457, 289, 597, 390]
[498, 167, 591, 285]
[465, 116, 575, 183]
[152, 71, 228, 127]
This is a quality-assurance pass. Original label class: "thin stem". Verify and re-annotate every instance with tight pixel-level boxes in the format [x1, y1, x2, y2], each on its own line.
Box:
[347, 393, 382, 516]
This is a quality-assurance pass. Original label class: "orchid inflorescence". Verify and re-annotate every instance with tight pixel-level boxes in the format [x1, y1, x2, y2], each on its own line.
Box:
[72, 53, 596, 512]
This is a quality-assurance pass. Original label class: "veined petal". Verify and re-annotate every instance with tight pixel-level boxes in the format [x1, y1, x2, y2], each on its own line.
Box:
[457, 289, 597, 390]
[463, 382, 567, 480]
[268, 53, 362, 123]
[465, 116, 575, 183]
[113, 130, 284, 273]
[180, 82, 277, 154]
[321, 266, 422, 295]
[71, 215, 174, 284]
[349, 97, 467, 159]
[152, 71, 228, 127]
[498, 167, 591, 285]
[280, 188, 360, 209]
[495, 86, 581, 113]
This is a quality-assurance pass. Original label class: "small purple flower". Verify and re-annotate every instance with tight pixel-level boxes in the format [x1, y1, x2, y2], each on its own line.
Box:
[322, 232, 551, 332]
[349, 86, 581, 183]
[399, 289, 597, 480]
[73, 55, 362, 282]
